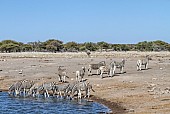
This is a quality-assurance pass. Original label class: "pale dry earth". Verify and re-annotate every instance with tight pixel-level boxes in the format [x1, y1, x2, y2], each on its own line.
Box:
[0, 52, 170, 114]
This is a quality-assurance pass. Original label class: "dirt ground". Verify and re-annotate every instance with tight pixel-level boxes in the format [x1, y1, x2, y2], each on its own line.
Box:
[0, 52, 170, 114]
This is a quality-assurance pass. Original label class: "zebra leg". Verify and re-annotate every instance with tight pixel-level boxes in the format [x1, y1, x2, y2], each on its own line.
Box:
[121, 67, 124, 74]
[100, 70, 103, 79]
[88, 68, 92, 76]
[109, 68, 113, 77]
[145, 63, 148, 69]
[137, 65, 139, 71]
[33, 93, 35, 97]
[87, 89, 90, 98]
[78, 89, 81, 99]
[36, 91, 40, 97]
[15, 89, 19, 96]
[81, 76, 83, 82]
[58, 76, 61, 82]
[78, 76, 80, 82]
[46, 90, 49, 97]
[63, 76, 66, 82]
[44, 91, 46, 98]
[76, 75, 78, 82]
[84, 88, 90, 98]
[14, 89, 17, 96]
[97, 69, 100, 75]
[59, 91, 62, 97]
[23, 88, 26, 97]
[113, 66, 116, 76]
[140, 64, 142, 70]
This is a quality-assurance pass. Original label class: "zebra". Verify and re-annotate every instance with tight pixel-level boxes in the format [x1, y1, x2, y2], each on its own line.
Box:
[109, 59, 125, 77]
[86, 50, 91, 57]
[58, 66, 69, 82]
[28, 81, 56, 98]
[27, 80, 45, 97]
[76, 67, 85, 82]
[84, 83, 95, 98]
[88, 61, 106, 76]
[8, 80, 23, 96]
[71, 81, 95, 99]
[65, 81, 78, 97]
[18, 80, 34, 97]
[41, 82, 54, 98]
[55, 83, 70, 97]
[71, 81, 87, 99]
[137, 55, 149, 71]
[99, 66, 110, 79]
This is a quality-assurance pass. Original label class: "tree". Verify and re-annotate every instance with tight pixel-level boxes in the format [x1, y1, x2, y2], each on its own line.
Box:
[152, 40, 169, 51]
[21, 44, 33, 52]
[44, 39, 63, 52]
[136, 41, 153, 51]
[0, 40, 21, 52]
[84, 42, 98, 51]
[112, 44, 122, 51]
[27, 41, 44, 52]
[64, 41, 79, 52]
[167, 44, 170, 51]
[120, 44, 130, 51]
[97, 41, 110, 51]
[0, 43, 20, 52]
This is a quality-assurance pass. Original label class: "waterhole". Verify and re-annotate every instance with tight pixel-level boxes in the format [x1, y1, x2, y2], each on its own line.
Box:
[0, 92, 111, 114]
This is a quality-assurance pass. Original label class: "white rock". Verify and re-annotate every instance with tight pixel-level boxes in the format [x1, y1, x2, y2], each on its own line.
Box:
[129, 81, 133, 83]
[128, 109, 135, 112]
[152, 78, 157, 80]
[150, 84, 156, 87]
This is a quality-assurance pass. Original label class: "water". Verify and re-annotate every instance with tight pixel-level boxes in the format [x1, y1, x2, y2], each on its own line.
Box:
[0, 92, 111, 114]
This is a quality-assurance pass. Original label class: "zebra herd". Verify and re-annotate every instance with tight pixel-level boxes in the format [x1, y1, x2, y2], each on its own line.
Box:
[8, 79, 94, 99]
[87, 55, 150, 78]
[87, 59, 126, 79]
[8, 55, 149, 99]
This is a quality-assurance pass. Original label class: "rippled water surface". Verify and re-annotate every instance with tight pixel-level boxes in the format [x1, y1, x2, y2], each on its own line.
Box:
[0, 92, 111, 114]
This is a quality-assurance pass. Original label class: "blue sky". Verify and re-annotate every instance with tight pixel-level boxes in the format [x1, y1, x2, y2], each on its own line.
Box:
[0, 0, 170, 44]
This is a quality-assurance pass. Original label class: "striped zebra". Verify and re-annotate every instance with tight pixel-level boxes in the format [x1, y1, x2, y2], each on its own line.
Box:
[88, 61, 106, 76]
[109, 59, 125, 77]
[8, 80, 23, 96]
[58, 66, 69, 82]
[137, 55, 149, 71]
[76, 67, 85, 82]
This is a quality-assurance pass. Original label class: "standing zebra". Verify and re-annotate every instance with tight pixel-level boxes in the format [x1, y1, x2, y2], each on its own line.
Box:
[86, 50, 91, 57]
[137, 55, 149, 71]
[58, 66, 69, 82]
[76, 67, 85, 82]
[99, 66, 110, 79]
[88, 61, 106, 76]
[109, 59, 125, 77]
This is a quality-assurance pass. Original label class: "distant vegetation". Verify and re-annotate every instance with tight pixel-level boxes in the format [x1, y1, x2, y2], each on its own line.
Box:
[0, 39, 170, 53]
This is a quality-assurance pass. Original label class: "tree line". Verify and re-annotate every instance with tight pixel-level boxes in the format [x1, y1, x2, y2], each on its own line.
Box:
[0, 39, 170, 53]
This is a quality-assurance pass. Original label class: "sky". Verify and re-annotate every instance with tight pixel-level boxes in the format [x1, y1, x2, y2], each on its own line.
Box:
[0, 0, 170, 44]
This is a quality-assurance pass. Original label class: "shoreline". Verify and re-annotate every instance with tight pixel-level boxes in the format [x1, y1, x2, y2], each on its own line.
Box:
[89, 95, 127, 114]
